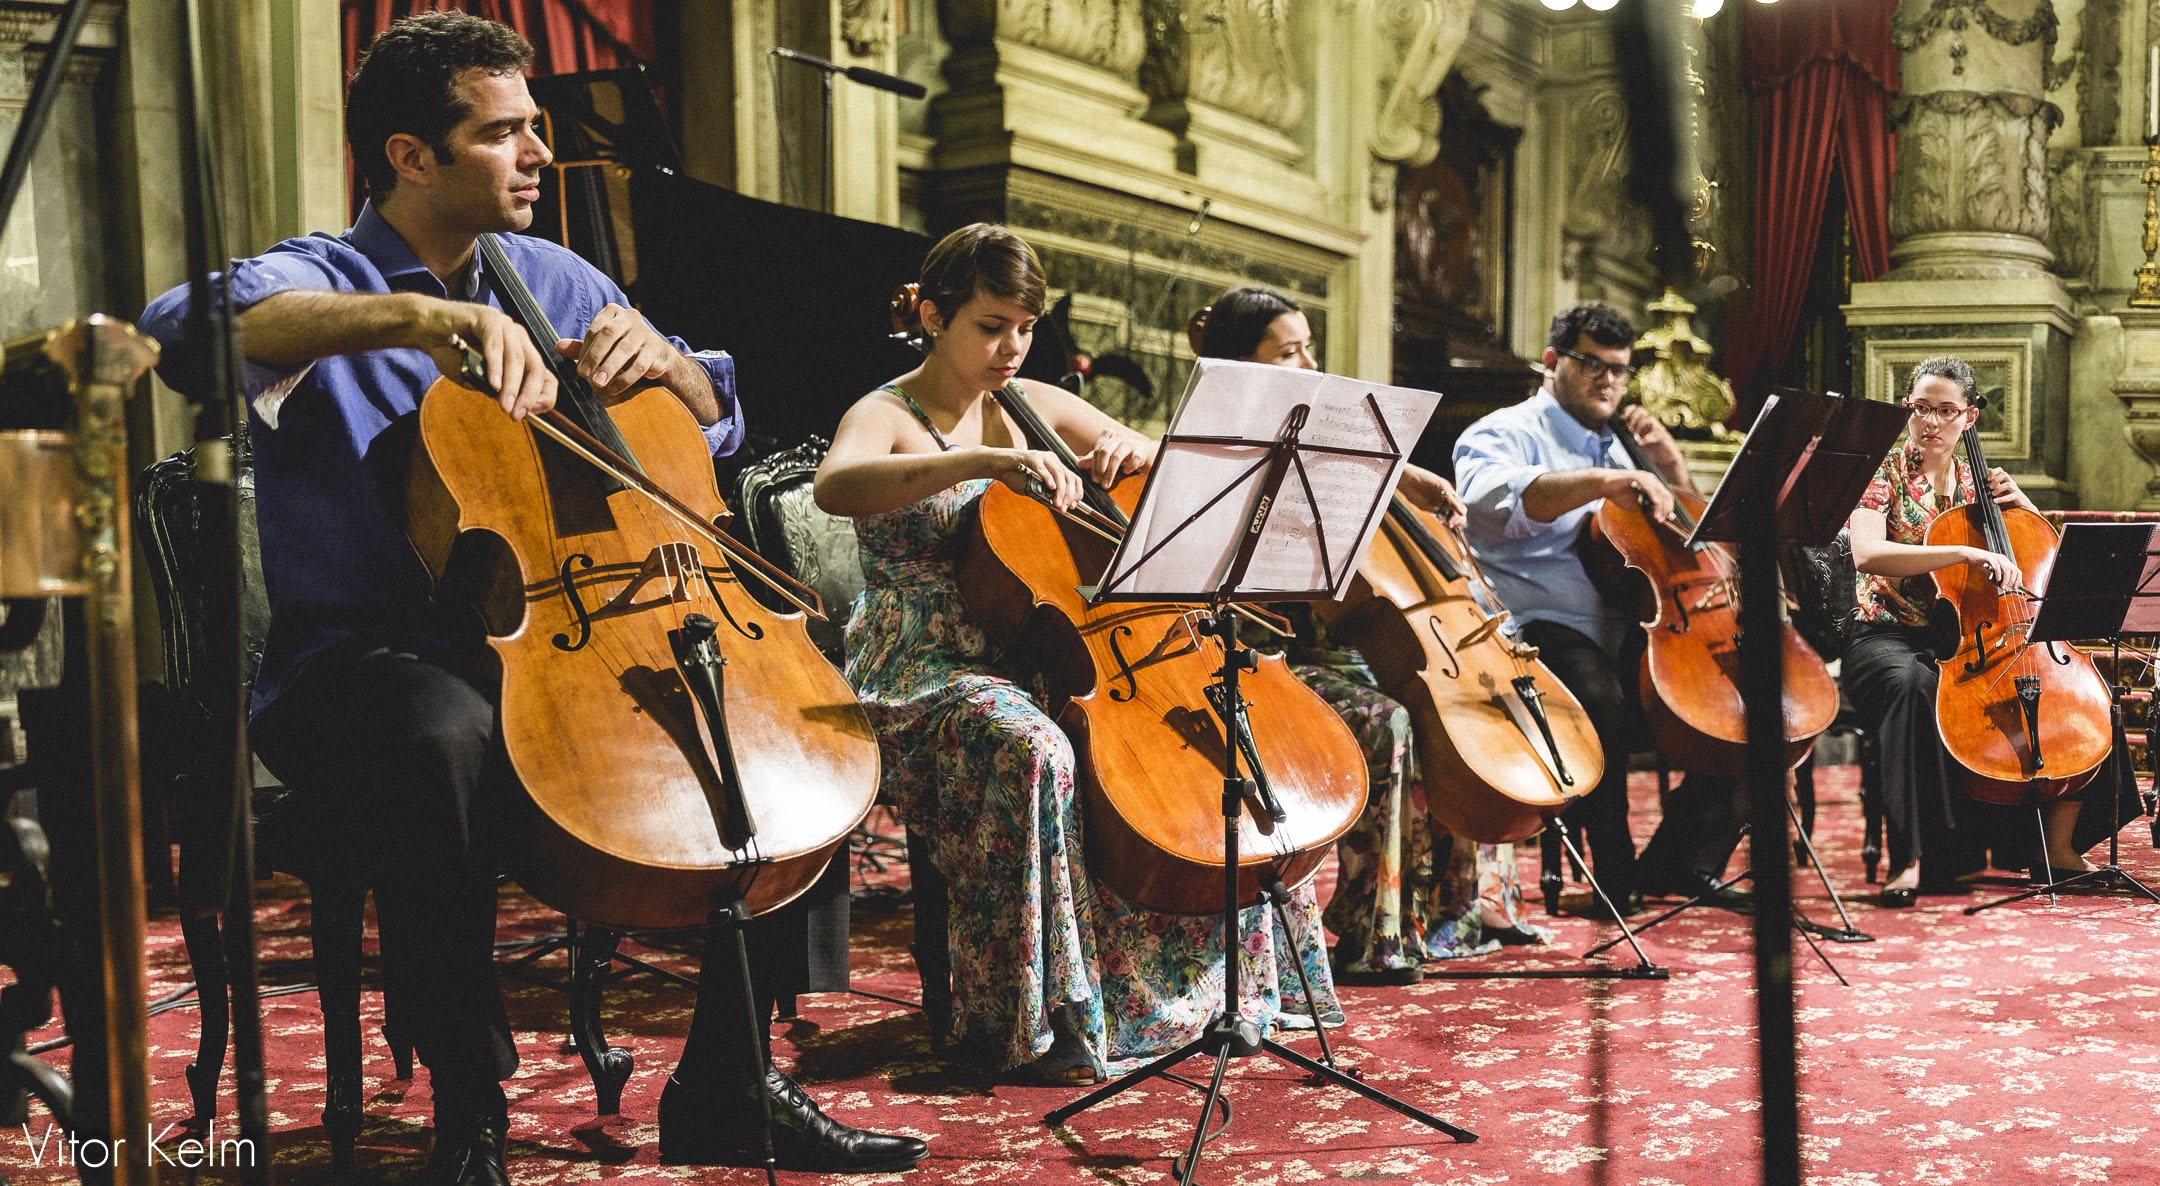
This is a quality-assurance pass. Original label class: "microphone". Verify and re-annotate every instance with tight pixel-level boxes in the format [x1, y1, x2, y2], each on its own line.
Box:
[1186, 197, 1212, 237]
[768, 46, 928, 99]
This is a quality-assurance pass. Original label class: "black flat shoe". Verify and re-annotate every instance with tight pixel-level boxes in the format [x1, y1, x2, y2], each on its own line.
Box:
[1877, 886, 1916, 909]
[659, 1070, 929, 1173]
[420, 1111, 509, 1186]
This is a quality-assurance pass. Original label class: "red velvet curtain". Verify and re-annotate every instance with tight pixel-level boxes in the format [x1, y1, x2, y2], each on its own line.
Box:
[1722, 0, 1898, 399]
[340, 0, 654, 84]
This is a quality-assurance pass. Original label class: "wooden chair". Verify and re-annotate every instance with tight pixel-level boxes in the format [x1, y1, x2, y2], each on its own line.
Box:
[730, 437, 949, 1042]
[134, 438, 408, 1175]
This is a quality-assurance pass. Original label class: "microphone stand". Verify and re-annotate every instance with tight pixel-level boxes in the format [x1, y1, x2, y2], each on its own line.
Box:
[767, 46, 925, 214]
[176, 1, 273, 1180]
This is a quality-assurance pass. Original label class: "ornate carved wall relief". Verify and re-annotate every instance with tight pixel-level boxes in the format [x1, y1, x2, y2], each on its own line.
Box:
[939, 0, 1148, 75]
[1140, 0, 1303, 133]
[1369, 0, 1474, 188]
[841, 0, 895, 56]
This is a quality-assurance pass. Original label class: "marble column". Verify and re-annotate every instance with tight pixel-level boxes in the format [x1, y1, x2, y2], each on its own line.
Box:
[1844, 0, 2077, 505]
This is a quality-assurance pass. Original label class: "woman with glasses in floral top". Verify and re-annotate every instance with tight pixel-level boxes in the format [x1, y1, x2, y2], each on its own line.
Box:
[1844, 355, 2094, 906]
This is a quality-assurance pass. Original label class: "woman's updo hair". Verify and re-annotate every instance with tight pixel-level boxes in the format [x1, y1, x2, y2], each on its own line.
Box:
[1906, 354, 1982, 408]
[905, 223, 1047, 342]
[1196, 286, 1302, 361]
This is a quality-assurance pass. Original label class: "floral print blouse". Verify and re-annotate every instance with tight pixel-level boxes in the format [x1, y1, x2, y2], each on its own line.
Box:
[1852, 444, 1976, 627]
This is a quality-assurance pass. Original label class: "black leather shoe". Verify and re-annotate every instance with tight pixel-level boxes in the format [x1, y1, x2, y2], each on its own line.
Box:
[1642, 869, 1753, 913]
[420, 1111, 509, 1186]
[1878, 886, 1917, 909]
[659, 1069, 928, 1173]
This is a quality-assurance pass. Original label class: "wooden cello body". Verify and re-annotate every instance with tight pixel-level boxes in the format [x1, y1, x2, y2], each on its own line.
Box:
[960, 477, 1368, 917]
[406, 377, 878, 930]
[1925, 428, 2111, 804]
[1593, 483, 1839, 780]
[1316, 496, 1601, 843]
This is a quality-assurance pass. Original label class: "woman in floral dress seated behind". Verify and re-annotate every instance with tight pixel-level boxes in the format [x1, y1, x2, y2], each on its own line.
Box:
[814, 227, 1341, 1084]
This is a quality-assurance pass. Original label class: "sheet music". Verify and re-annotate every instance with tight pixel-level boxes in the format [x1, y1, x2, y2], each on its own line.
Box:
[1102, 359, 1442, 601]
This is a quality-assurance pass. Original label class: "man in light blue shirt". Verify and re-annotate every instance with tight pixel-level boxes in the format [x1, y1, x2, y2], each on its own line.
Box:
[1455, 302, 1746, 916]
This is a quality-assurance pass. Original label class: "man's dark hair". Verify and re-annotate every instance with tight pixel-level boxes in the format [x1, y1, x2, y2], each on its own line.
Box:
[346, 12, 534, 197]
[1547, 302, 1635, 353]
[1906, 355, 1980, 406]
[1197, 287, 1303, 361]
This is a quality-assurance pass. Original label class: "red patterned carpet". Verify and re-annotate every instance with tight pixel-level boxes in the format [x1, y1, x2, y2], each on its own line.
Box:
[15, 766, 2160, 1185]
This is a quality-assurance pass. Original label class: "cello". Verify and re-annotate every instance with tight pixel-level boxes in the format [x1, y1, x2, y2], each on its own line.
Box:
[1591, 415, 1839, 778]
[957, 382, 1369, 916]
[1314, 494, 1602, 843]
[1925, 418, 2112, 803]
[403, 239, 878, 930]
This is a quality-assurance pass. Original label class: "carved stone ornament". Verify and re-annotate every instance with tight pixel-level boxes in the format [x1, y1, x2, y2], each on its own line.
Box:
[1368, 0, 1475, 204]
[840, 0, 894, 56]
[1890, 0, 2057, 73]
[939, 0, 1148, 76]
[1140, 0, 1304, 133]
[1888, 91, 2060, 241]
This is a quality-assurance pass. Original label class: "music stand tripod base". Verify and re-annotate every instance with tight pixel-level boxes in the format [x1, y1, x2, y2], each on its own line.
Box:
[1042, 606, 1475, 1185]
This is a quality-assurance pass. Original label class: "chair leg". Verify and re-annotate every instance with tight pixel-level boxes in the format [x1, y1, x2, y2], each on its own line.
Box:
[178, 906, 228, 1126]
[1859, 731, 1883, 884]
[569, 920, 633, 1115]
[1539, 826, 1564, 917]
[310, 877, 367, 1177]
[369, 887, 416, 1081]
[904, 829, 952, 1050]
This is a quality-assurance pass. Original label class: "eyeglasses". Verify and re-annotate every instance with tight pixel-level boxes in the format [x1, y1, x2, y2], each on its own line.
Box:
[1557, 347, 1635, 384]
[1903, 401, 1973, 423]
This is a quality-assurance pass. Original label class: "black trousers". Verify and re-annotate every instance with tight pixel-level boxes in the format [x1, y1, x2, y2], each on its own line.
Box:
[249, 646, 771, 1114]
[1519, 620, 1747, 891]
[1840, 625, 1958, 879]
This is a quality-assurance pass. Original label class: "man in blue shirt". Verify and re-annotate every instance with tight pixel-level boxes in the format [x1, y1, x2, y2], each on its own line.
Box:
[1455, 302, 1748, 916]
[140, 14, 924, 1184]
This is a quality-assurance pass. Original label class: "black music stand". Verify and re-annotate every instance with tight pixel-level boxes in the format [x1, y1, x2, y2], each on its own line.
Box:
[1678, 388, 1907, 1186]
[1045, 362, 1472, 1184]
[1965, 522, 2160, 915]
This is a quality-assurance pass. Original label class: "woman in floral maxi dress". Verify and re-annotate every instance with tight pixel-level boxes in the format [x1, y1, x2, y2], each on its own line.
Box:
[815, 227, 1340, 1084]
[1195, 286, 1551, 983]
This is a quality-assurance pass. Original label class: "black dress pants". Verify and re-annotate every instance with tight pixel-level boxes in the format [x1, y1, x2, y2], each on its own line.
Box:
[250, 645, 769, 1115]
[1840, 624, 1959, 880]
[1518, 620, 1747, 892]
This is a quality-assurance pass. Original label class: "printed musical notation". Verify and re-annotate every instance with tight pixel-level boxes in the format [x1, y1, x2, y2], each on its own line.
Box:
[1099, 359, 1441, 602]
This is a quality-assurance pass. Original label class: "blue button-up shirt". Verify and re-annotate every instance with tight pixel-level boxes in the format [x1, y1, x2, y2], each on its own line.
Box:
[1453, 389, 1637, 655]
[139, 203, 744, 716]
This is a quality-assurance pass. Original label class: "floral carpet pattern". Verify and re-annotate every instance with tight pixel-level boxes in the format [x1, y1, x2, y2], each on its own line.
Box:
[13, 767, 2160, 1185]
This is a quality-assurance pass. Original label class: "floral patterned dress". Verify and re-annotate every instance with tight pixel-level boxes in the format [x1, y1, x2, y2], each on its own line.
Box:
[843, 386, 1341, 1072]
